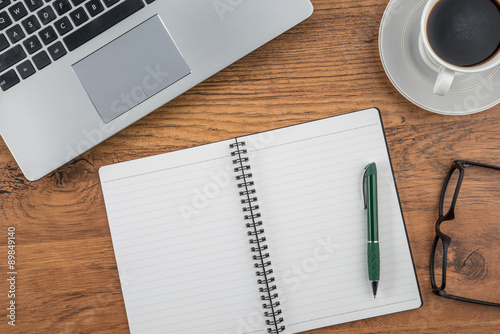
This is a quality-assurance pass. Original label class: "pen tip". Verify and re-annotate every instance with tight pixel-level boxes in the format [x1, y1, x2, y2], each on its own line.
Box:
[371, 281, 378, 298]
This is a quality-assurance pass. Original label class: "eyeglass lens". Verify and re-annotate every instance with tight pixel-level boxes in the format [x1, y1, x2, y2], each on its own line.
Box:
[441, 167, 460, 217]
[432, 236, 445, 288]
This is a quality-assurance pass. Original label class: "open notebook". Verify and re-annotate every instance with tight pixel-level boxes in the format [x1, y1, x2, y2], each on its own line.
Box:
[99, 108, 422, 334]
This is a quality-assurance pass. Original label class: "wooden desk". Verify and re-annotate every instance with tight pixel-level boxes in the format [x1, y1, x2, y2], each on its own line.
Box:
[1, 0, 499, 332]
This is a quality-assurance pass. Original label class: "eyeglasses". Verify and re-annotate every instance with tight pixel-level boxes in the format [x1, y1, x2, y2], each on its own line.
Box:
[430, 160, 500, 307]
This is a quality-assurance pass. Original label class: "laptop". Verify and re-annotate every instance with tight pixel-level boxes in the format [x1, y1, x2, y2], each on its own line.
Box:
[0, 0, 313, 181]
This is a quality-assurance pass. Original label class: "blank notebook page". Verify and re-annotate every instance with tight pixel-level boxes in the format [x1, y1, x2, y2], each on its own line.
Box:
[100, 140, 265, 334]
[242, 108, 421, 333]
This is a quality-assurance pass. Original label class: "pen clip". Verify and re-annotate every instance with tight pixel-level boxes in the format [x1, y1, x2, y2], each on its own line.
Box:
[362, 165, 368, 210]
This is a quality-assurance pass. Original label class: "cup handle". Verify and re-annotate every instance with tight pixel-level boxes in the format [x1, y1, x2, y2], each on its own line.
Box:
[433, 66, 455, 96]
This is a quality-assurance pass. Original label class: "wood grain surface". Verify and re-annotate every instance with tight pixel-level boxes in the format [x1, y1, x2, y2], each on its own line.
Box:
[1, 0, 500, 333]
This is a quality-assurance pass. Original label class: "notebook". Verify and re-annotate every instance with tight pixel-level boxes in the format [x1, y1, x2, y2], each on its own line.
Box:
[99, 108, 422, 334]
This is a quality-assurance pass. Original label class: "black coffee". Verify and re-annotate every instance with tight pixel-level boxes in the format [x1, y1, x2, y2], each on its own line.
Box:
[427, 0, 500, 67]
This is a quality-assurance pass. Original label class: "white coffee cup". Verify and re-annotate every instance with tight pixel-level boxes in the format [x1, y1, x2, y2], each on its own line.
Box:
[420, 0, 500, 96]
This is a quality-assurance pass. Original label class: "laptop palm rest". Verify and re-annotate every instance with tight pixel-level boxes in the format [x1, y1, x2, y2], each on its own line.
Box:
[72, 15, 191, 124]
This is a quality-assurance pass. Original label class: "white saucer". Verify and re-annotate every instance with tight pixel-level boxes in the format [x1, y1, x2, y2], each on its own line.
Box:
[379, 0, 500, 115]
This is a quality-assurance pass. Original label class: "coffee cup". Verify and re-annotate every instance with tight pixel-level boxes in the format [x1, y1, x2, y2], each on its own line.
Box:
[420, 0, 500, 96]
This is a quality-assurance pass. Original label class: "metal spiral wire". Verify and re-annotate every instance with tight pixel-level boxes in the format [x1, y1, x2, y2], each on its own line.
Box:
[230, 139, 285, 333]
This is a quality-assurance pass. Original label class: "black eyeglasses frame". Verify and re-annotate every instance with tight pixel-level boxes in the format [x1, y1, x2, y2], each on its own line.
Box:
[430, 160, 500, 307]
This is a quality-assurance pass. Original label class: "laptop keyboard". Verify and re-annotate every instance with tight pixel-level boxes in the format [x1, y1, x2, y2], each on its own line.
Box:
[0, 0, 155, 91]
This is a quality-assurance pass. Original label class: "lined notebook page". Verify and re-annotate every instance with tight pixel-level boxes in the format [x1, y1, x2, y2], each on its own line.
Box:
[242, 108, 421, 333]
[100, 140, 265, 334]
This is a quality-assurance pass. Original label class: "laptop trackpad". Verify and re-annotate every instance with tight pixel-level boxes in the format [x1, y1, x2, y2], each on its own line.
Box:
[72, 15, 191, 123]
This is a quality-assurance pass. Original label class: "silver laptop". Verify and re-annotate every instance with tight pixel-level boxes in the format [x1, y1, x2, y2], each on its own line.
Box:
[0, 0, 313, 180]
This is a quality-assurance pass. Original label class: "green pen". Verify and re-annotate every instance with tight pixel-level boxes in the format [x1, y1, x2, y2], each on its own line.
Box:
[363, 162, 380, 298]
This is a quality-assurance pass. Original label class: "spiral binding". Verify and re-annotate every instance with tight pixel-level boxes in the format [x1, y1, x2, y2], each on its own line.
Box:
[230, 139, 285, 334]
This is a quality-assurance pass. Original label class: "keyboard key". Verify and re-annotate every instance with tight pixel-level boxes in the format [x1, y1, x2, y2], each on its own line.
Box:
[23, 35, 42, 54]
[47, 40, 66, 60]
[0, 34, 8, 51]
[38, 25, 57, 44]
[32, 50, 50, 69]
[54, 16, 72, 35]
[24, 0, 44, 12]
[145, 0, 155, 3]
[16, 59, 35, 79]
[64, 0, 144, 51]
[53, 0, 71, 15]
[9, 2, 28, 21]
[85, 0, 104, 17]
[6, 24, 25, 43]
[0, 11, 12, 30]
[69, 7, 88, 26]
[70, 0, 85, 5]
[21, 15, 41, 34]
[0, 45, 26, 72]
[37, 6, 56, 25]
[102, 0, 119, 7]
[0, 0, 11, 11]
[0, 69, 19, 90]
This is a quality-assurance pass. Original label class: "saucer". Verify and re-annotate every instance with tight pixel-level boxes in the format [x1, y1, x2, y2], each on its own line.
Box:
[379, 0, 500, 115]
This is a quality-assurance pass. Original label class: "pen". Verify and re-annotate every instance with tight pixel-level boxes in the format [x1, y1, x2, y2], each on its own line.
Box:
[363, 162, 380, 298]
